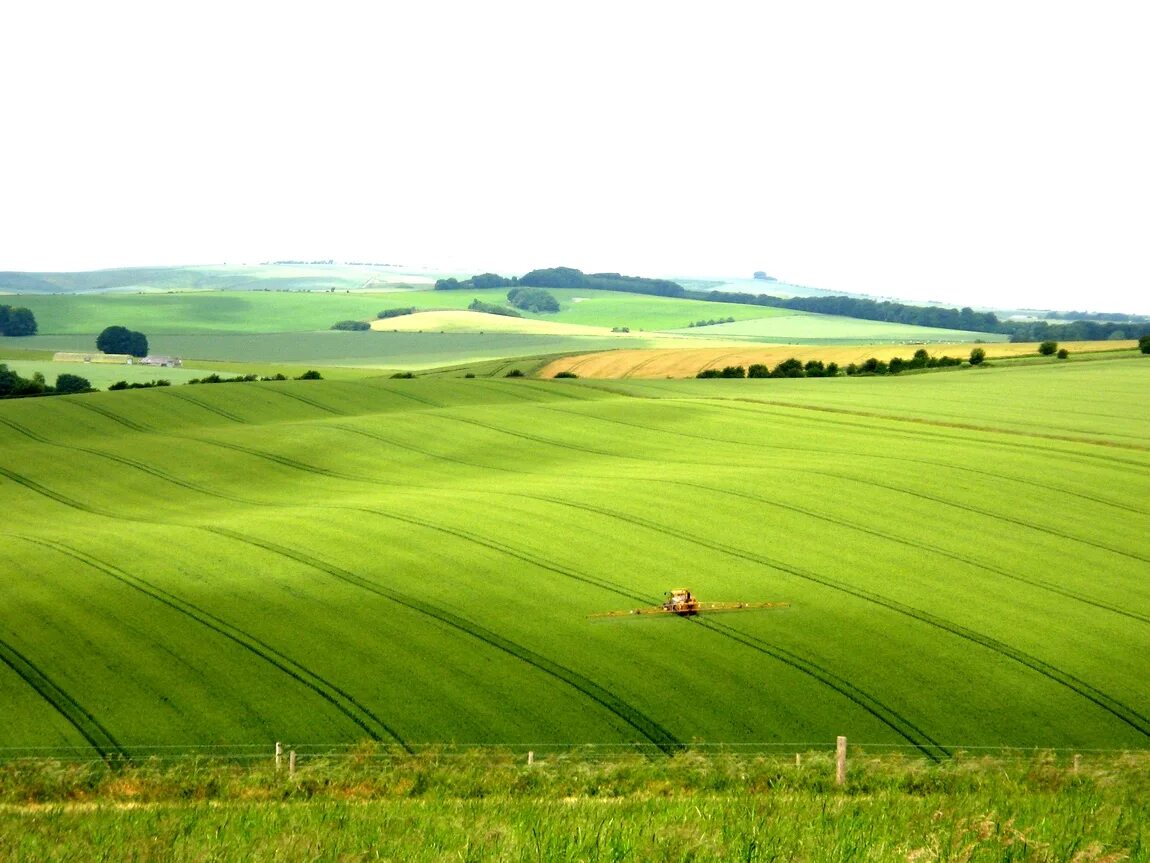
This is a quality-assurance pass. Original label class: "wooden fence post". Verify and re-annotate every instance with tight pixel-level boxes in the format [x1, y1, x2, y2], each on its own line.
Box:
[275, 741, 282, 771]
[289, 750, 297, 777]
[527, 751, 535, 766]
[795, 753, 801, 768]
[836, 736, 847, 787]
[1073, 754, 1081, 774]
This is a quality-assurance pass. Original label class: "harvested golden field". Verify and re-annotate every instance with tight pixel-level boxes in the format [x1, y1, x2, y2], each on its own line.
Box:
[538, 340, 1139, 379]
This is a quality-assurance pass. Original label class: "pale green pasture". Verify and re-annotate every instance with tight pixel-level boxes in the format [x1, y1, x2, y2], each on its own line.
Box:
[9, 332, 639, 369]
[0, 364, 1147, 756]
[2, 360, 212, 389]
[664, 312, 1009, 343]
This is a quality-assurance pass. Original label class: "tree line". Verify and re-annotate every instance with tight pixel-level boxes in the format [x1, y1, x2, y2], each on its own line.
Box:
[436, 267, 684, 298]
[697, 348, 971, 379]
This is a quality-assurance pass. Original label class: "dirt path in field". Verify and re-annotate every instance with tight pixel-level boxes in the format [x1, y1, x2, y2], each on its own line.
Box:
[538, 341, 1138, 379]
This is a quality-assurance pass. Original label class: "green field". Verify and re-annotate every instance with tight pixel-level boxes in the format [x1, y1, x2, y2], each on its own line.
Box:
[1, 751, 1144, 861]
[6, 286, 1002, 345]
[1, 358, 1147, 757]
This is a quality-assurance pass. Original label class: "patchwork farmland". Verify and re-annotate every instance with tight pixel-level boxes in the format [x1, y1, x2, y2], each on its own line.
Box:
[1, 358, 1147, 757]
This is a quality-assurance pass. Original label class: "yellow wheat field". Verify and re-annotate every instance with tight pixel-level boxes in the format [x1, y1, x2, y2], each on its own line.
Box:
[538, 341, 1139, 379]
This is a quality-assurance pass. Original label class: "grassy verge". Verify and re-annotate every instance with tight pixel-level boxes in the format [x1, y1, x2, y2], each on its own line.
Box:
[0, 750, 1144, 861]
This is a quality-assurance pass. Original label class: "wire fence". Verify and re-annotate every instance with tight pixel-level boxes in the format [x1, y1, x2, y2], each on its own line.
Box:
[0, 739, 1144, 766]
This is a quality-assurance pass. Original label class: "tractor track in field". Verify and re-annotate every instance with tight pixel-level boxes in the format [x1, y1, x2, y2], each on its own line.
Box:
[161, 390, 249, 424]
[512, 491, 1150, 740]
[331, 424, 520, 474]
[439, 409, 1148, 565]
[0, 465, 108, 517]
[9, 535, 409, 751]
[63, 399, 152, 433]
[267, 388, 347, 415]
[0, 633, 125, 761]
[682, 394, 1150, 471]
[738, 397, 1150, 455]
[381, 386, 447, 411]
[202, 527, 682, 754]
[350, 504, 950, 759]
[693, 618, 951, 760]
[656, 477, 1150, 626]
[800, 466, 1150, 567]
[536, 401, 1149, 518]
[528, 402, 1150, 561]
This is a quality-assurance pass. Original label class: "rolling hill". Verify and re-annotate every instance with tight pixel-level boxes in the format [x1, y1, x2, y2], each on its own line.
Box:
[1, 358, 1147, 757]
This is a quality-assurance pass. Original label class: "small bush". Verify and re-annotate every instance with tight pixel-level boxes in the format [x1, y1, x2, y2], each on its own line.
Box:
[390, 371, 415, 379]
[1038, 340, 1058, 356]
[505, 369, 525, 378]
[464, 372, 476, 379]
[296, 370, 323, 380]
[553, 371, 578, 379]
[969, 348, 986, 366]
[1057, 348, 1069, 359]
[1139, 334, 1150, 354]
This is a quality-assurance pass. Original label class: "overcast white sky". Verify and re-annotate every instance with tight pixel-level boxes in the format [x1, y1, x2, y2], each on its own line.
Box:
[2, 1, 1147, 312]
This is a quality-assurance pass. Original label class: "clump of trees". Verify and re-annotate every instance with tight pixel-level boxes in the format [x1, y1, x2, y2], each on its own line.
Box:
[611, 326, 630, 333]
[506, 287, 559, 313]
[0, 365, 92, 398]
[468, 299, 521, 317]
[688, 317, 736, 328]
[97, 325, 149, 357]
[331, 320, 370, 330]
[1140, 335, 1150, 354]
[0, 305, 38, 336]
[553, 370, 578, 378]
[1038, 340, 1058, 356]
[378, 307, 416, 319]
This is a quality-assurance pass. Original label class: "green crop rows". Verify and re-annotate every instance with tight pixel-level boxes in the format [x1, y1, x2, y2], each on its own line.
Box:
[0, 359, 1147, 758]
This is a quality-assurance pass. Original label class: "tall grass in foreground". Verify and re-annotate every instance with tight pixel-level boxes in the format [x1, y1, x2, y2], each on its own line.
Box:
[0, 750, 1145, 861]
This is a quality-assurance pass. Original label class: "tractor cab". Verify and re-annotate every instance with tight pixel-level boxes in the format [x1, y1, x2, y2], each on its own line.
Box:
[663, 588, 700, 616]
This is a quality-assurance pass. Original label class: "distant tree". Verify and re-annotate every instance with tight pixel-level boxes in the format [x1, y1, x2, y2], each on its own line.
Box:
[804, 359, 826, 377]
[378, 307, 416, 319]
[553, 370, 578, 378]
[747, 363, 770, 378]
[720, 365, 746, 378]
[0, 306, 37, 336]
[1057, 348, 1069, 359]
[1140, 334, 1150, 354]
[296, 370, 323, 380]
[1038, 340, 1058, 356]
[505, 368, 525, 377]
[506, 286, 560, 313]
[331, 320, 370, 330]
[909, 348, 931, 369]
[969, 347, 986, 366]
[771, 357, 804, 378]
[825, 362, 840, 377]
[96, 325, 148, 357]
[888, 356, 906, 375]
[54, 373, 92, 394]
